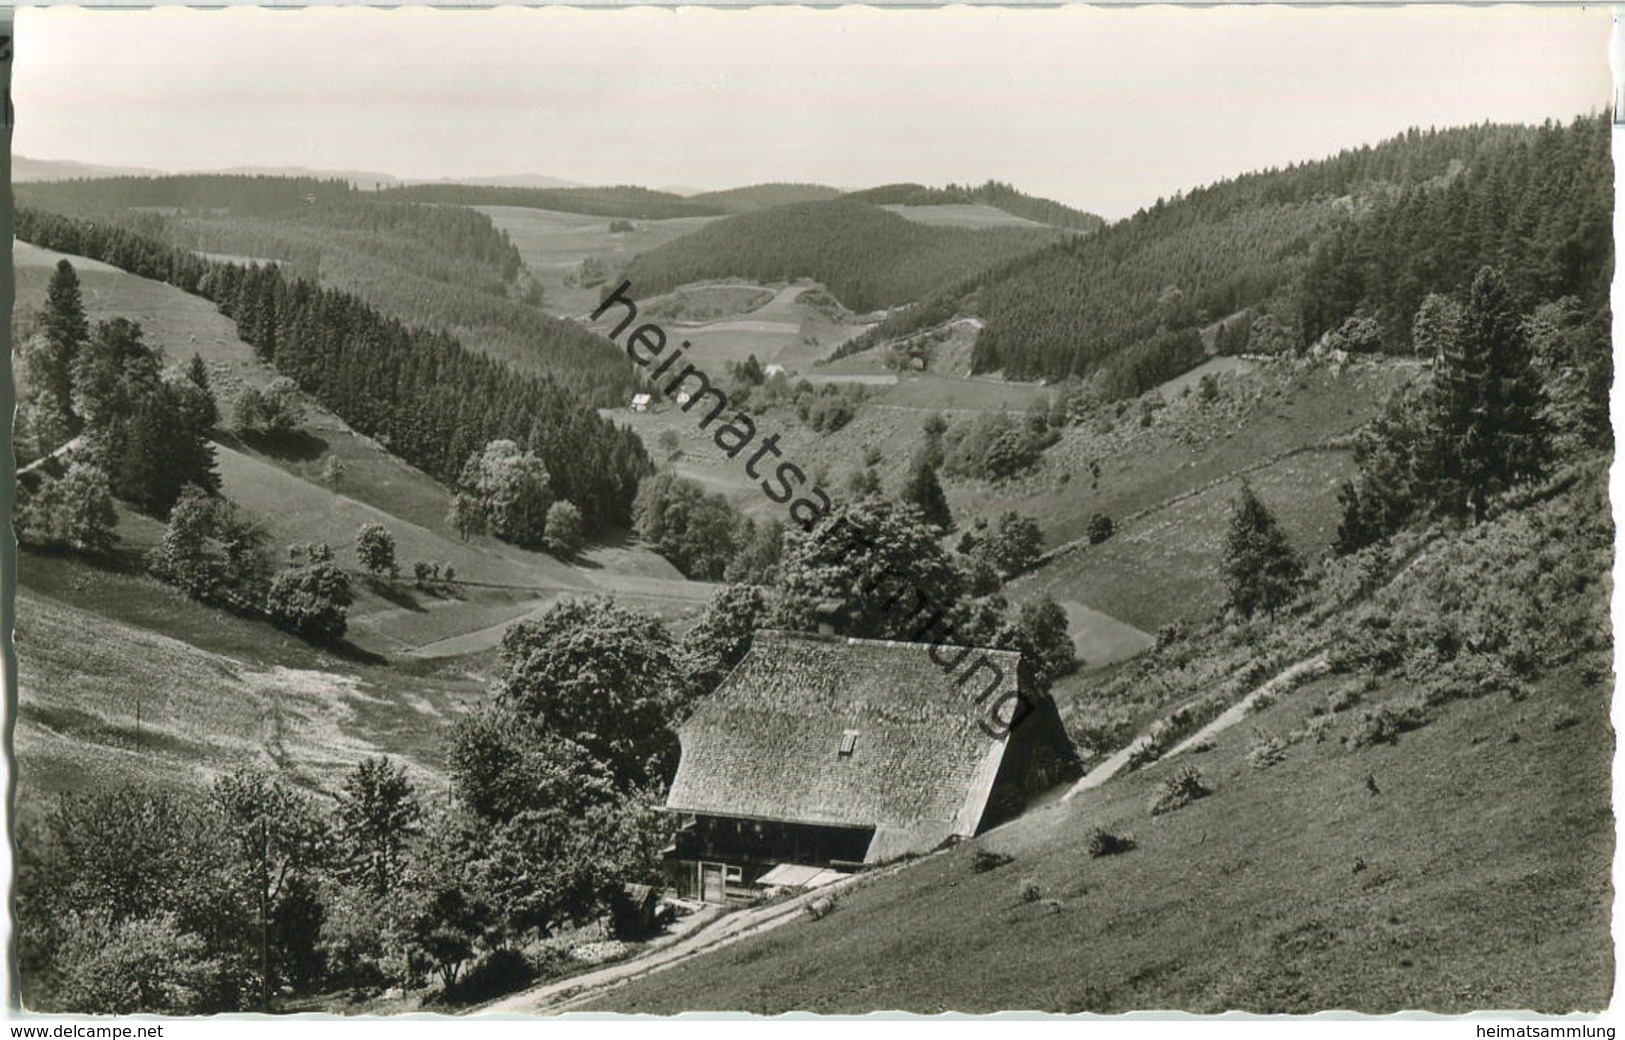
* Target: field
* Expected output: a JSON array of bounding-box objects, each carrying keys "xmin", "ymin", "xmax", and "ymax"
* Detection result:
[
  {"xmin": 13, "ymin": 558, "xmax": 483, "ymax": 818},
  {"xmin": 602, "ymin": 326, "xmax": 1410, "ymax": 688},
  {"xmin": 13, "ymin": 241, "xmax": 720, "ymax": 656},
  {"xmin": 475, "ymin": 205, "xmax": 718, "ymax": 318},
  {"xmin": 579, "ymin": 653, "xmax": 1612, "ymax": 1013},
  {"xmin": 880, "ymin": 203, "xmax": 1049, "ymax": 228}
]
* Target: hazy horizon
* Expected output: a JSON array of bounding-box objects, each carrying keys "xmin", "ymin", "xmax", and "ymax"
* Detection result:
[{"xmin": 15, "ymin": 5, "xmax": 1609, "ymax": 220}]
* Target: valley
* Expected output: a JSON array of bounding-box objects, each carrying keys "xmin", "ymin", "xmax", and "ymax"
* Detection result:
[{"xmin": 9, "ymin": 111, "xmax": 1612, "ymax": 1017}]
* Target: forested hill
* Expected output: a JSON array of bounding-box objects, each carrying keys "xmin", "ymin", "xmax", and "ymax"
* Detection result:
[
  {"xmin": 842, "ymin": 180, "xmax": 1105, "ymax": 232},
  {"xmin": 688, "ymin": 183, "xmax": 842, "ymax": 213},
  {"xmin": 840, "ymin": 117, "xmax": 1610, "ymax": 396},
  {"xmin": 375, "ymin": 183, "xmax": 727, "ymax": 220},
  {"xmin": 15, "ymin": 208, "xmax": 654, "ymax": 532},
  {"xmin": 620, "ymin": 199, "xmax": 1069, "ymax": 313},
  {"xmin": 17, "ymin": 175, "xmax": 640, "ymax": 406}
]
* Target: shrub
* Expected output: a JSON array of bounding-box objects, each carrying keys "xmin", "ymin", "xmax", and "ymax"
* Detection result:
[
  {"xmin": 1323, "ymin": 682, "xmax": 1363, "ymax": 715},
  {"xmin": 1352, "ymin": 699, "xmax": 1429, "ymax": 748},
  {"xmin": 1087, "ymin": 512, "xmax": 1115, "ymax": 545},
  {"xmin": 1246, "ymin": 729, "xmax": 1288, "ymax": 770},
  {"xmin": 413, "ymin": 560, "xmax": 439, "ymax": 588},
  {"xmin": 1149, "ymin": 765, "xmax": 1209, "ymax": 816},
  {"xmin": 234, "ymin": 377, "xmax": 306, "ymax": 437},
  {"xmin": 972, "ymin": 849, "xmax": 1014, "ymax": 873},
  {"xmin": 1086, "ymin": 827, "xmax": 1136, "ymax": 858},
  {"xmin": 544, "ymin": 501, "xmax": 585, "ymax": 558},
  {"xmin": 444, "ymin": 947, "xmax": 536, "ymax": 1006},
  {"xmin": 519, "ymin": 940, "xmax": 577, "ymax": 982},
  {"xmin": 1018, "ymin": 878, "xmax": 1043, "ymax": 903},
  {"xmin": 49, "ymin": 913, "xmax": 223, "ymax": 1015},
  {"xmin": 265, "ymin": 542, "xmax": 352, "ymax": 641},
  {"xmin": 805, "ymin": 895, "xmax": 838, "ymax": 920}
]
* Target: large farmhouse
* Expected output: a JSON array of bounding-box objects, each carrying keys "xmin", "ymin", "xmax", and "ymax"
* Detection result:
[{"xmin": 662, "ymin": 630, "xmax": 1081, "ymax": 903}]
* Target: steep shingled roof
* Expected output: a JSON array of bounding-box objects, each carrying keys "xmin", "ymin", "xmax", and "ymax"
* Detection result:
[{"xmin": 665, "ymin": 630, "xmax": 1025, "ymax": 860}]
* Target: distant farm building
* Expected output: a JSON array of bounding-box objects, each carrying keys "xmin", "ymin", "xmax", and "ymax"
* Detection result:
[
  {"xmin": 630, "ymin": 392, "xmax": 652, "ymax": 412},
  {"xmin": 662, "ymin": 631, "xmax": 1080, "ymax": 903}
]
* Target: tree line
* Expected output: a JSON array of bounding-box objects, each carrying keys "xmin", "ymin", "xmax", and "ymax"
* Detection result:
[
  {"xmin": 18, "ymin": 177, "xmax": 632, "ymax": 398},
  {"xmin": 621, "ymin": 199, "xmax": 1067, "ymax": 314},
  {"xmin": 842, "ymin": 180, "xmax": 1105, "ymax": 232},
  {"xmin": 837, "ymin": 117, "xmax": 1607, "ymax": 402},
  {"xmin": 376, "ymin": 183, "xmax": 727, "ymax": 220},
  {"xmin": 15, "ymin": 210, "xmax": 653, "ymax": 534}
]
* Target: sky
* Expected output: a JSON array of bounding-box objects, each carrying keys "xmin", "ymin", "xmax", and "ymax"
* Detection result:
[{"xmin": 14, "ymin": 5, "xmax": 1611, "ymax": 220}]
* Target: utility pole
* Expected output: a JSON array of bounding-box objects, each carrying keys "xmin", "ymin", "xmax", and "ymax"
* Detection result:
[{"xmin": 260, "ymin": 814, "xmax": 271, "ymax": 1013}]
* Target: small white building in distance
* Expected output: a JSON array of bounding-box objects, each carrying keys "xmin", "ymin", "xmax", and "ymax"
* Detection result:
[{"xmin": 630, "ymin": 393, "xmax": 652, "ymax": 412}]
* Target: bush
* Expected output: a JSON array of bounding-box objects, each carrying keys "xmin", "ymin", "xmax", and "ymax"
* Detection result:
[
  {"xmin": 1087, "ymin": 512, "xmax": 1115, "ymax": 545},
  {"xmin": 413, "ymin": 560, "xmax": 439, "ymax": 588},
  {"xmin": 1086, "ymin": 827, "xmax": 1136, "ymax": 858},
  {"xmin": 804, "ymin": 895, "xmax": 838, "ymax": 920},
  {"xmin": 972, "ymin": 849, "xmax": 1014, "ymax": 873},
  {"xmin": 265, "ymin": 542, "xmax": 352, "ymax": 641},
  {"xmin": 1351, "ymin": 699, "xmax": 1429, "ymax": 748},
  {"xmin": 234, "ymin": 377, "xmax": 306, "ymax": 437},
  {"xmin": 49, "ymin": 913, "xmax": 224, "ymax": 1015},
  {"xmin": 1246, "ymin": 729, "xmax": 1288, "ymax": 770},
  {"xmin": 444, "ymin": 947, "xmax": 536, "ymax": 1006},
  {"xmin": 1018, "ymin": 878, "xmax": 1043, "ymax": 903},
  {"xmin": 544, "ymin": 501, "xmax": 585, "ymax": 558},
  {"xmin": 1149, "ymin": 765, "xmax": 1209, "ymax": 816},
  {"xmin": 1323, "ymin": 682, "xmax": 1363, "ymax": 715}
]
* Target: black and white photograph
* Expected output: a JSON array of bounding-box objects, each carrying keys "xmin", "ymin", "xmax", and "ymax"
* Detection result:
[{"xmin": 3, "ymin": 3, "xmax": 1616, "ymax": 1023}]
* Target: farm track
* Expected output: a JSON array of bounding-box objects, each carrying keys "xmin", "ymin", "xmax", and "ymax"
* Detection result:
[{"xmin": 476, "ymin": 860, "xmax": 918, "ymax": 1015}]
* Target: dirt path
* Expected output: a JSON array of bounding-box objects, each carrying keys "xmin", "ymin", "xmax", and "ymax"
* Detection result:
[
  {"xmin": 476, "ymin": 863, "xmax": 908, "ymax": 1015},
  {"xmin": 1162, "ymin": 652, "xmax": 1330, "ymax": 760},
  {"xmin": 1061, "ymin": 651, "xmax": 1330, "ymax": 802},
  {"xmin": 15, "ymin": 435, "xmax": 83, "ymax": 476}
]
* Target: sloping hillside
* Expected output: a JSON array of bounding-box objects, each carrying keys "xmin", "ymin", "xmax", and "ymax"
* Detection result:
[
  {"xmin": 15, "ymin": 176, "xmax": 639, "ymax": 402},
  {"xmin": 572, "ymin": 465, "xmax": 1614, "ymax": 1013},
  {"xmin": 836, "ymin": 118, "xmax": 1608, "ymax": 402},
  {"xmin": 13, "ymin": 585, "xmax": 473, "ymax": 812},
  {"xmin": 620, "ymin": 199, "xmax": 1067, "ymax": 313},
  {"xmin": 689, "ymin": 183, "xmax": 841, "ymax": 213},
  {"xmin": 13, "ymin": 241, "xmax": 715, "ymax": 657},
  {"xmin": 843, "ymin": 181, "xmax": 1104, "ymax": 232},
  {"xmin": 376, "ymin": 183, "xmax": 726, "ymax": 220}
]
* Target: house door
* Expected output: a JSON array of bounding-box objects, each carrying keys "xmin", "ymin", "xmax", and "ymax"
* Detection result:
[{"xmin": 700, "ymin": 862, "xmax": 726, "ymax": 904}]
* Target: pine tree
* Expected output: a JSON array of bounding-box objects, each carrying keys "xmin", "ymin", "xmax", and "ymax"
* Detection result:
[
  {"xmin": 1223, "ymin": 483, "xmax": 1304, "ymax": 621},
  {"xmin": 900, "ymin": 454, "xmax": 952, "ymax": 531}
]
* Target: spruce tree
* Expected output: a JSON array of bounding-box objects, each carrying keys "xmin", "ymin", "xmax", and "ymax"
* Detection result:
[
  {"xmin": 1223, "ymin": 483, "xmax": 1304, "ymax": 621},
  {"xmin": 35, "ymin": 260, "xmax": 90, "ymax": 434},
  {"xmin": 1430, "ymin": 267, "xmax": 1547, "ymax": 521},
  {"xmin": 900, "ymin": 454, "xmax": 953, "ymax": 531}
]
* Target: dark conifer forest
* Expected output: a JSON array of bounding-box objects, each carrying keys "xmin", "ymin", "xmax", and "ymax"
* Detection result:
[
  {"xmin": 16, "ymin": 208, "xmax": 653, "ymax": 532},
  {"xmin": 621, "ymin": 199, "xmax": 1069, "ymax": 313},
  {"xmin": 839, "ymin": 117, "xmax": 1610, "ymax": 398}
]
